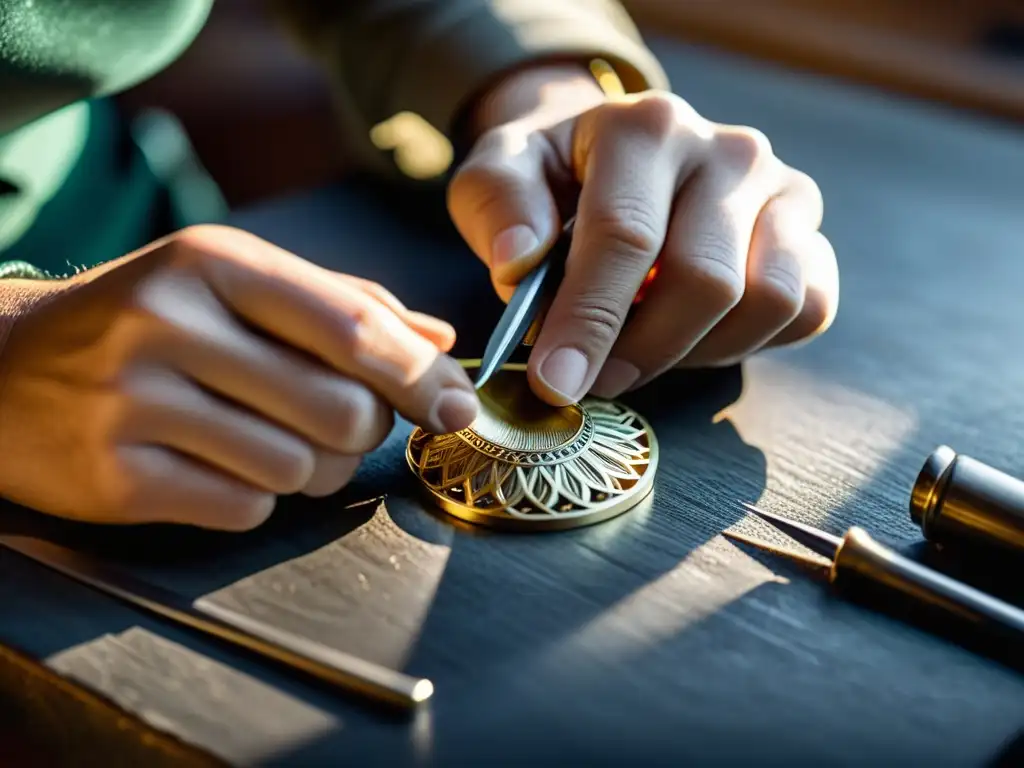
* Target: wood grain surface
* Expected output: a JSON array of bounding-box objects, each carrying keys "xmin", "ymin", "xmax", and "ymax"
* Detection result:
[{"xmin": 3, "ymin": 38, "xmax": 1024, "ymax": 765}]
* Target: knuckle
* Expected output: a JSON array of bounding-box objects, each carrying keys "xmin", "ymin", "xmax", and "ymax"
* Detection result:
[
  {"xmin": 103, "ymin": 448, "xmax": 153, "ymax": 521},
  {"xmin": 346, "ymin": 275, "xmax": 407, "ymax": 313},
  {"xmin": 171, "ymin": 224, "xmax": 249, "ymax": 256},
  {"xmin": 794, "ymin": 286, "xmax": 835, "ymax": 338},
  {"xmin": 171, "ymin": 224, "xmax": 218, "ymax": 252},
  {"xmin": 566, "ymin": 293, "xmax": 627, "ymax": 347},
  {"xmin": 684, "ymin": 240, "xmax": 745, "ymax": 311},
  {"xmin": 589, "ymin": 199, "xmax": 663, "ymax": 258},
  {"xmin": 785, "ymin": 170, "xmax": 825, "ymax": 226},
  {"xmin": 450, "ymin": 144, "xmax": 502, "ymax": 187},
  {"xmin": 93, "ymin": 392, "xmax": 135, "ymax": 444},
  {"xmin": 757, "ymin": 261, "xmax": 805, "ymax": 321},
  {"xmin": 359, "ymin": 279, "xmax": 393, "ymax": 303},
  {"xmin": 607, "ymin": 92, "xmax": 681, "ymax": 140},
  {"xmin": 713, "ymin": 125, "xmax": 774, "ymax": 175},
  {"xmin": 323, "ymin": 381, "xmax": 393, "ymax": 453},
  {"xmin": 270, "ymin": 443, "xmax": 318, "ymax": 495},
  {"xmin": 333, "ymin": 299, "xmax": 376, "ymax": 358},
  {"xmin": 788, "ymin": 169, "xmax": 822, "ymax": 203},
  {"xmin": 166, "ymin": 224, "xmax": 276, "ymax": 279},
  {"xmin": 449, "ymin": 136, "xmax": 532, "ymax": 208},
  {"xmin": 158, "ymin": 227, "xmax": 217, "ymax": 271},
  {"xmin": 104, "ymin": 367, "xmax": 168, "ymax": 431},
  {"xmin": 303, "ymin": 455, "xmax": 362, "ymax": 498},
  {"xmin": 94, "ymin": 312, "xmax": 178, "ymax": 378},
  {"xmin": 450, "ymin": 170, "xmax": 519, "ymax": 225},
  {"xmin": 224, "ymin": 492, "xmax": 277, "ymax": 531}
]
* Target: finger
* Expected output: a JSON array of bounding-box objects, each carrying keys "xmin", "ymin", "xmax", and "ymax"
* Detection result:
[
  {"xmin": 116, "ymin": 367, "xmax": 316, "ymax": 495},
  {"xmin": 178, "ymin": 227, "xmax": 479, "ymax": 435},
  {"xmin": 677, "ymin": 194, "xmax": 809, "ymax": 368},
  {"xmin": 147, "ymin": 288, "xmax": 397, "ymax": 454},
  {"xmin": 301, "ymin": 452, "xmax": 363, "ymax": 498},
  {"xmin": 109, "ymin": 444, "xmax": 277, "ymax": 531},
  {"xmin": 595, "ymin": 128, "xmax": 779, "ymax": 395},
  {"xmin": 448, "ymin": 127, "xmax": 561, "ymax": 284},
  {"xmin": 528, "ymin": 98, "xmax": 694, "ymax": 405},
  {"xmin": 340, "ymin": 275, "xmax": 457, "ymax": 351},
  {"xmin": 766, "ymin": 230, "xmax": 839, "ymax": 347},
  {"xmin": 405, "ymin": 312, "xmax": 457, "ymax": 353},
  {"xmin": 782, "ymin": 168, "xmax": 825, "ymax": 230}
]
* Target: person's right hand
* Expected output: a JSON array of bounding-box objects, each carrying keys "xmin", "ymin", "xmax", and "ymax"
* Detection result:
[{"xmin": 0, "ymin": 225, "xmax": 479, "ymax": 530}]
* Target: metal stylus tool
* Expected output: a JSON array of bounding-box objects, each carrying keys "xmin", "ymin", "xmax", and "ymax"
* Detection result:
[
  {"xmin": 474, "ymin": 218, "xmax": 575, "ymax": 391},
  {"xmin": 474, "ymin": 214, "xmax": 662, "ymax": 393},
  {"xmin": 0, "ymin": 535, "xmax": 433, "ymax": 711},
  {"xmin": 729, "ymin": 504, "xmax": 1024, "ymax": 646}
]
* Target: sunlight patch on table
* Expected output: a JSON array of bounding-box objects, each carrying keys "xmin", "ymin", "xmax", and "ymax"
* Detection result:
[
  {"xmin": 724, "ymin": 356, "xmax": 919, "ymax": 534},
  {"xmin": 48, "ymin": 627, "xmax": 340, "ymax": 765},
  {"xmin": 199, "ymin": 501, "xmax": 452, "ymax": 671},
  {"xmin": 549, "ymin": 537, "xmax": 784, "ymax": 663}
]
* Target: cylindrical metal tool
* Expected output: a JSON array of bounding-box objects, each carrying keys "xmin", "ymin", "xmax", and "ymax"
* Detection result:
[
  {"xmin": 740, "ymin": 505, "xmax": 1024, "ymax": 651},
  {"xmin": 910, "ymin": 445, "xmax": 1024, "ymax": 558},
  {"xmin": 832, "ymin": 526, "xmax": 1024, "ymax": 646}
]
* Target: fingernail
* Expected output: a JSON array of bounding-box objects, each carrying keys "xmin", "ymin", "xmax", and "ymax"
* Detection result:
[
  {"xmin": 430, "ymin": 389, "xmax": 479, "ymax": 434},
  {"xmin": 538, "ymin": 347, "xmax": 589, "ymax": 401},
  {"xmin": 590, "ymin": 358, "xmax": 640, "ymax": 399},
  {"xmin": 491, "ymin": 225, "xmax": 539, "ymax": 271}
]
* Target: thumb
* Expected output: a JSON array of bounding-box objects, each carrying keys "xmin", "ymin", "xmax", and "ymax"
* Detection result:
[{"xmin": 447, "ymin": 128, "xmax": 560, "ymax": 288}]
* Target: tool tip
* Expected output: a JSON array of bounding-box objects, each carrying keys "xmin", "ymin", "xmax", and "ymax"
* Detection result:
[
  {"xmin": 738, "ymin": 501, "xmax": 842, "ymax": 559},
  {"xmin": 742, "ymin": 501, "xmax": 801, "ymax": 529},
  {"xmin": 741, "ymin": 501, "xmax": 772, "ymax": 520},
  {"xmin": 412, "ymin": 679, "xmax": 435, "ymax": 703}
]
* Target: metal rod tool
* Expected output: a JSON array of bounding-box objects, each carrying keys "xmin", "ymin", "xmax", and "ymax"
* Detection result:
[{"xmin": 0, "ymin": 535, "xmax": 433, "ymax": 711}]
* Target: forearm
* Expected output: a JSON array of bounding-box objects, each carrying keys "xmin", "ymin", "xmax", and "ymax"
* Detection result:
[{"xmin": 266, "ymin": 0, "xmax": 668, "ymax": 169}]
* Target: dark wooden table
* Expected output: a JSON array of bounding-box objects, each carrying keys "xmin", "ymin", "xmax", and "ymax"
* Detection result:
[{"xmin": 3, "ymin": 38, "xmax": 1024, "ymax": 766}]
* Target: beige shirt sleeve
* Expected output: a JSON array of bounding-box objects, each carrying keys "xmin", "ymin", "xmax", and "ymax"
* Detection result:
[{"xmin": 268, "ymin": 0, "xmax": 669, "ymax": 173}]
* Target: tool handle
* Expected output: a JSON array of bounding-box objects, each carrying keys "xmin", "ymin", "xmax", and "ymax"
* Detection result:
[{"xmin": 832, "ymin": 527, "xmax": 1024, "ymax": 646}]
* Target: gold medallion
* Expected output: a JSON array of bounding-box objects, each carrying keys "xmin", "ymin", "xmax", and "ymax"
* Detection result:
[{"xmin": 406, "ymin": 366, "xmax": 658, "ymax": 531}]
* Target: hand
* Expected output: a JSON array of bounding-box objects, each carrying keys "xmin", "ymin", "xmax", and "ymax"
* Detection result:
[
  {"xmin": 0, "ymin": 226, "xmax": 478, "ymax": 529},
  {"xmin": 448, "ymin": 65, "xmax": 839, "ymax": 406}
]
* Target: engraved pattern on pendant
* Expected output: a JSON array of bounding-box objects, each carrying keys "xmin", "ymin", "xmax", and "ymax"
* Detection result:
[{"xmin": 407, "ymin": 398, "xmax": 653, "ymax": 521}]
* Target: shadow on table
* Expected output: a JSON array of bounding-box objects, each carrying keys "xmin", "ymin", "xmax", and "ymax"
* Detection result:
[
  {"xmin": 0, "ymin": 365, "xmax": 763, "ymax": 634},
  {"xmin": 0, "ymin": 366, "xmax": 767, "ymax": 767},
  {"xmin": 991, "ymin": 728, "xmax": 1024, "ymax": 766},
  {"xmin": 0, "ymin": 176, "xmax": 773, "ymax": 766}
]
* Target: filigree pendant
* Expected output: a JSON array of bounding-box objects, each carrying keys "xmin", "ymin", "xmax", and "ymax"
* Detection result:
[{"xmin": 406, "ymin": 367, "xmax": 658, "ymax": 531}]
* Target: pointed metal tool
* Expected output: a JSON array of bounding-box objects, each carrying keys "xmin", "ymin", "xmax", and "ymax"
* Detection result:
[
  {"xmin": 721, "ymin": 528, "xmax": 831, "ymax": 573},
  {"xmin": 474, "ymin": 218, "xmax": 575, "ymax": 391},
  {"xmin": 742, "ymin": 502, "xmax": 842, "ymax": 560},
  {"xmin": 0, "ymin": 535, "xmax": 432, "ymax": 710}
]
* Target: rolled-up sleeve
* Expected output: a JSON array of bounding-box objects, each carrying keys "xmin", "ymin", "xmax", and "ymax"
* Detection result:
[{"xmin": 269, "ymin": 0, "xmax": 668, "ymax": 168}]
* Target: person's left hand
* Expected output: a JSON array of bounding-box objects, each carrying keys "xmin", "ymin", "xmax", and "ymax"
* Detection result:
[{"xmin": 448, "ymin": 64, "xmax": 839, "ymax": 407}]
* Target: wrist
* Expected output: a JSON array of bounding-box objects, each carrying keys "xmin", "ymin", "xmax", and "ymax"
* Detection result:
[
  {"xmin": 466, "ymin": 62, "xmax": 608, "ymax": 139},
  {"xmin": 0, "ymin": 278, "xmax": 66, "ymax": 356}
]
